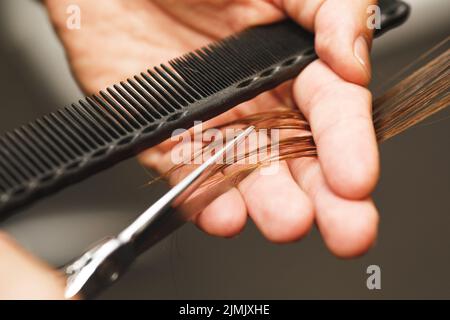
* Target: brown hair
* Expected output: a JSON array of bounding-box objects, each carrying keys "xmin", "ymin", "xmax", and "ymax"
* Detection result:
[{"xmin": 161, "ymin": 47, "xmax": 449, "ymax": 187}]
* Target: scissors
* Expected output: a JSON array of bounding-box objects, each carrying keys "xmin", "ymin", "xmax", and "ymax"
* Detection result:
[{"xmin": 62, "ymin": 126, "xmax": 255, "ymax": 299}]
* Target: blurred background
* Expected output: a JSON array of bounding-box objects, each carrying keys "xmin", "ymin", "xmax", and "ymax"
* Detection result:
[{"xmin": 0, "ymin": 0, "xmax": 449, "ymax": 299}]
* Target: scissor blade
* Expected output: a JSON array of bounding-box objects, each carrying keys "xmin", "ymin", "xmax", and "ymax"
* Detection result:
[
  {"xmin": 63, "ymin": 126, "xmax": 255, "ymax": 299},
  {"xmin": 119, "ymin": 126, "xmax": 255, "ymax": 244}
]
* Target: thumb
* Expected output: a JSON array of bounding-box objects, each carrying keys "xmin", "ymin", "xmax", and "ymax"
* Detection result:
[{"xmin": 278, "ymin": 0, "xmax": 376, "ymax": 86}]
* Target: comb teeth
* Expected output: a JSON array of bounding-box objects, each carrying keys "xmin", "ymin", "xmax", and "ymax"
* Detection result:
[
  {"xmin": 171, "ymin": 22, "xmax": 310, "ymax": 96},
  {"xmin": 0, "ymin": 0, "xmax": 409, "ymax": 215},
  {"xmin": 0, "ymin": 20, "xmax": 316, "ymax": 214}
]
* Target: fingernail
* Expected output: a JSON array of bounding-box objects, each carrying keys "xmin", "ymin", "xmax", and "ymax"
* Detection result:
[{"xmin": 353, "ymin": 35, "xmax": 370, "ymax": 75}]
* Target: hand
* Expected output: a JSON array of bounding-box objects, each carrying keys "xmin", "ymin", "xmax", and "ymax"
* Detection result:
[
  {"xmin": 0, "ymin": 232, "xmax": 67, "ymax": 299},
  {"xmin": 45, "ymin": 0, "xmax": 380, "ymax": 257}
]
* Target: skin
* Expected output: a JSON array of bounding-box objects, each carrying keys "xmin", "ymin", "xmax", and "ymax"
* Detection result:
[
  {"xmin": 0, "ymin": 232, "xmax": 67, "ymax": 299},
  {"xmin": 0, "ymin": 0, "xmax": 380, "ymax": 298}
]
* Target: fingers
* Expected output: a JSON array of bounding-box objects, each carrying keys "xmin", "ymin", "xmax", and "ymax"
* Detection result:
[
  {"xmin": 289, "ymin": 158, "xmax": 379, "ymax": 257},
  {"xmin": 238, "ymin": 162, "xmax": 314, "ymax": 243},
  {"xmin": 273, "ymin": 0, "xmax": 326, "ymax": 31},
  {"xmin": 294, "ymin": 60, "xmax": 379, "ymax": 199},
  {"xmin": 279, "ymin": 0, "xmax": 376, "ymax": 85},
  {"xmin": 0, "ymin": 232, "xmax": 69, "ymax": 299},
  {"xmin": 195, "ymin": 188, "xmax": 248, "ymax": 237},
  {"xmin": 314, "ymin": 0, "xmax": 376, "ymax": 85}
]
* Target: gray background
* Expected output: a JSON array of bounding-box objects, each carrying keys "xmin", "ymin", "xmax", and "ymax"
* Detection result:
[{"xmin": 0, "ymin": 0, "xmax": 449, "ymax": 299}]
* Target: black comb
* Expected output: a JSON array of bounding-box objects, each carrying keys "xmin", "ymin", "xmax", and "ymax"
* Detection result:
[{"xmin": 0, "ymin": 0, "xmax": 410, "ymax": 217}]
